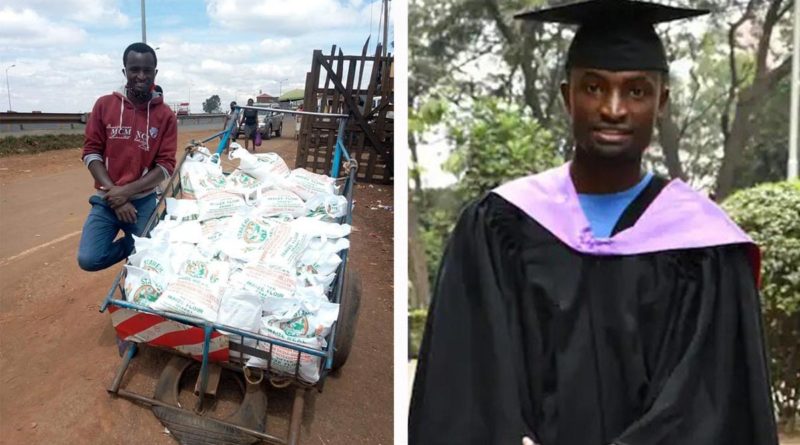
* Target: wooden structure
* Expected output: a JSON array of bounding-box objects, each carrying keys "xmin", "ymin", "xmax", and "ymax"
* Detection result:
[{"xmin": 297, "ymin": 42, "xmax": 394, "ymax": 184}]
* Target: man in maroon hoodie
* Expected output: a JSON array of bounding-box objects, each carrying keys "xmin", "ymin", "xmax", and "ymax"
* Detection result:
[{"xmin": 77, "ymin": 42, "xmax": 177, "ymax": 271}]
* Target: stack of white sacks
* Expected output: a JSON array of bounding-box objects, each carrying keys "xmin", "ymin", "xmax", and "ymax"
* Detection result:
[{"xmin": 122, "ymin": 143, "xmax": 351, "ymax": 383}]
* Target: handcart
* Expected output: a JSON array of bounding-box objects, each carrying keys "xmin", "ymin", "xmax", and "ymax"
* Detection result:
[{"xmin": 99, "ymin": 106, "xmax": 361, "ymax": 445}]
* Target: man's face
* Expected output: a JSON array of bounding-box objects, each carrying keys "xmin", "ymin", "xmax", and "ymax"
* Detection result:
[
  {"xmin": 561, "ymin": 68, "xmax": 668, "ymax": 160},
  {"xmin": 123, "ymin": 51, "xmax": 157, "ymax": 101}
]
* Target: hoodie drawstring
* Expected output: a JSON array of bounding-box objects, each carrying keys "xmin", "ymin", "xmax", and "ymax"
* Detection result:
[
  {"xmin": 146, "ymin": 98, "xmax": 151, "ymax": 151},
  {"xmin": 119, "ymin": 89, "xmax": 153, "ymax": 152},
  {"xmin": 119, "ymin": 95, "xmax": 124, "ymax": 128}
]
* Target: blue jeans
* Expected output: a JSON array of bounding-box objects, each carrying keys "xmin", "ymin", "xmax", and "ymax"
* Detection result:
[{"xmin": 77, "ymin": 193, "xmax": 158, "ymax": 271}]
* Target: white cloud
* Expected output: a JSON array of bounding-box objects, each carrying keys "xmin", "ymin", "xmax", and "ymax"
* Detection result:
[
  {"xmin": 75, "ymin": 0, "xmax": 129, "ymax": 26},
  {"xmin": 0, "ymin": 8, "xmax": 87, "ymax": 49},
  {"xmin": 205, "ymin": 0, "xmax": 373, "ymax": 35},
  {"xmin": 59, "ymin": 53, "xmax": 117, "ymax": 71},
  {"xmin": 2, "ymin": 55, "xmax": 119, "ymax": 113},
  {"xmin": 199, "ymin": 59, "xmax": 235, "ymax": 74},
  {"xmin": 1, "ymin": 0, "xmax": 129, "ymax": 26},
  {"xmin": 259, "ymin": 38, "xmax": 293, "ymax": 54},
  {"xmin": 155, "ymin": 38, "xmax": 256, "ymax": 65}
]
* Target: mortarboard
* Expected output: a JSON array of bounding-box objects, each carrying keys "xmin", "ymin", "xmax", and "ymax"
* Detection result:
[{"xmin": 515, "ymin": 0, "xmax": 710, "ymax": 72}]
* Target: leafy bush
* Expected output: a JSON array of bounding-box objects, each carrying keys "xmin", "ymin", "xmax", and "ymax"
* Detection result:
[
  {"xmin": 420, "ymin": 97, "xmax": 563, "ymax": 287},
  {"xmin": 444, "ymin": 97, "xmax": 562, "ymax": 203},
  {"xmin": 723, "ymin": 181, "xmax": 800, "ymax": 432},
  {"xmin": 419, "ymin": 207, "xmax": 457, "ymax": 289},
  {"xmin": 409, "ymin": 308, "xmax": 429, "ymax": 358},
  {"xmin": 413, "ymin": 97, "xmax": 563, "ymax": 354}
]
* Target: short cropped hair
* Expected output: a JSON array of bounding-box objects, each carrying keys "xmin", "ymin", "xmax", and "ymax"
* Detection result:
[{"xmin": 123, "ymin": 42, "xmax": 157, "ymax": 67}]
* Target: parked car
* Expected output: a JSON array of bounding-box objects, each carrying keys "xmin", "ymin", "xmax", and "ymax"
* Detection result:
[
  {"xmin": 233, "ymin": 108, "xmax": 283, "ymax": 140},
  {"xmin": 259, "ymin": 109, "xmax": 283, "ymax": 139}
]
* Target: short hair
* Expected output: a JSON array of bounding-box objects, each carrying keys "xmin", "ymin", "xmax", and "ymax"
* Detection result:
[
  {"xmin": 123, "ymin": 42, "xmax": 157, "ymax": 67},
  {"xmin": 154, "ymin": 85, "xmax": 163, "ymax": 94},
  {"xmin": 247, "ymin": 98, "xmax": 254, "ymax": 103}
]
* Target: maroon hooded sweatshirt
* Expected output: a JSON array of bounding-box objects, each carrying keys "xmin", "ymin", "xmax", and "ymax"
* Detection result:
[{"xmin": 82, "ymin": 88, "xmax": 177, "ymax": 198}]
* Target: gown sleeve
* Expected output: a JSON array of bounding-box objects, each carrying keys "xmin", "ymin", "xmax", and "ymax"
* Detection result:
[
  {"xmin": 409, "ymin": 198, "xmax": 535, "ymax": 445},
  {"xmin": 614, "ymin": 245, "xmax": 778, "ymax": 445}
]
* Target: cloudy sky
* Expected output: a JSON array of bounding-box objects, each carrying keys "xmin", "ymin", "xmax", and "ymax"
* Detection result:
[{"xmin": 1, "ymin": 0, "xmax": 393, "ymax": 113}]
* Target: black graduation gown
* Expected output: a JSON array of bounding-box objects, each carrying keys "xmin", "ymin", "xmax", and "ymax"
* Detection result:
[{"xmin": 409, "ymin": 187, "xmax": 778, "ymax": 445}]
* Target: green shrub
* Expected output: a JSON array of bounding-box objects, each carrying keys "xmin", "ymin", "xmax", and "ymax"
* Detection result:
[
  {"xmin": 409, "ymin": 308, "xmax": 428, "ymax": 359},
  {"xmin": 444, "ymin": 97, "xmax": 562, "ymax": 203},
  {"xmin": 0, "ymin": 134, "xmax": 84, "ymax": 156},
  {"xmin": 723, "ymin": 181, "xmax": 800, "ymax": 432}
]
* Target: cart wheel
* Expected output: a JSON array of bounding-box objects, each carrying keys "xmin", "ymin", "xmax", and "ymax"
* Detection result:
[
  {"xmin": 152, "ymin": 356, "xmax": 268, "ymax": 445},
  {"xmin": 275, "ymin": 124, "xmax": 282, "ymax": 138},
  {"xmin": 332, "ymin": 268, "xmax": 361, "ymax": 371}
]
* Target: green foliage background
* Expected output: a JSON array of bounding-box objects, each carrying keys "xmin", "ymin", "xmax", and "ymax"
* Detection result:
[{"xmin": 723, "ymin": 182, "xmax": 800, "ymax": 431}]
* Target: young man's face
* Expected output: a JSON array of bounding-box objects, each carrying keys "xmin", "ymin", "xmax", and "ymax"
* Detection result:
[
  {"xmin": 123, "ymin": 51, "xmax": 157, "ymax": 100},
  {"xmin": 561, "ymin": 68, "xmax": 669, "ymax": 160}
]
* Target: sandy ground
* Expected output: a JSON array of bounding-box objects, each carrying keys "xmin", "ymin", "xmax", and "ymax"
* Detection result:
[{"xmin": 0, "ymin": 130, "xmax": 394, "ymax": 444}]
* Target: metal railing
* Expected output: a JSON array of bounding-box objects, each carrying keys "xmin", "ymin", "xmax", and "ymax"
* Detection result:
[
  {"xmin": 1, "ymin": 112, "xmax": 227, "ymax": 135},
  {"xmin": 214, "ymin": 105, "xmax": 351, "ymax": 178},
  {"xmin": 0, "ymin": 112, "xmax": 87, "ymax": 124}
]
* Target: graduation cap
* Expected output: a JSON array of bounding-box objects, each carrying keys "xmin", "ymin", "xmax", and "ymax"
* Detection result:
[{"xmin": 515, "ymin": 0, "xmax": 710, "ymax": 72}]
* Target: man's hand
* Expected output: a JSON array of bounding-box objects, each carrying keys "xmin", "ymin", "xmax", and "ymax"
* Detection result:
[
  {"xmin": 103, "ymin": 185, "xmax": 133, "ymax": 208},
  {"xmin": 114, "ymin": 202, "xmax": 138, "ymax": 224}
]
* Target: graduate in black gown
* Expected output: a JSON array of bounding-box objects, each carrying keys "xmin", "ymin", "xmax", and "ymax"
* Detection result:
[{"xmin": 408, "ymin": 1, "xmax": 779, "ymax": 444}]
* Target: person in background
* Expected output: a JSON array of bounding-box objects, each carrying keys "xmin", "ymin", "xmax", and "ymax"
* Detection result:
[
  {"xmin": 295, "ymin": 104, "xmax": 303, "ymax": 140},
  {"xmin": 224, "ymin": 100, "xmax": 238, "ymax": 150},
  {"xmin": 242, "ymin": 98, "xmax": 258, "ymax": 152},
  {"xmin": 77, "ymin": 42, "xmax": 176, "ymax": 272}
]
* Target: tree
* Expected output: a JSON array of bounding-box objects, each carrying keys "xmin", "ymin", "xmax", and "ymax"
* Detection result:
[
  {"xmin": 443, "ymin": 97, "xmax": 561, "ymax": 203},
  {"xmin": 415, "ymin": 98, "xmax": 561, "ymax": 293},
  {"xmin": 732, "ymin": 76, "xmax": 791, "ymax": 190},
  {"xmin": 408, "ymin": 99, "xmax": 449, "ymax": 309},
  {"xmin": 202, "ymin": 95, "xmax": 221, "ymax": 114},
  {"xmin": 712, "ymin": 0, "xmax": 793, "ymax": 199},
  {"xmin": 649, "ymin": 0, "xmax": 793, "ymax": 194}
]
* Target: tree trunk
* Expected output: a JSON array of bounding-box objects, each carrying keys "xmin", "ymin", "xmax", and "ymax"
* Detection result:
[
  {"xmin": 716, "ymin": 56, "xmax": 792, "ymax": 200},
  {"xmin": 716, "ymin": 87, "xmax": 761, "ymax": 200},
  {"xmin": 408, "ymin": 198, "xmax": 431, "ymax": 309},
  {"xmin": 409, "ymin": 124, "xmax": 423, "ymax": 198},
  {"xmin": 408, "ymin": 128, "xmax": 431, "ymax": 309},
  {"xmin": 657, "ymin": 101, "xmax": 686, "ymax": 180}
]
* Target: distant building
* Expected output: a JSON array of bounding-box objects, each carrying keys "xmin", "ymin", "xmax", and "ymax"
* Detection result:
[{"xmin": 256, "ymin": 91, "xmax": 278, "ymax": 104}]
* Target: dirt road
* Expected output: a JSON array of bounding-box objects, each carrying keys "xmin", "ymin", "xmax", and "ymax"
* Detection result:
[{"xmin": 0, "ymin": 131, "xmax": 394, "ymax": 444}]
